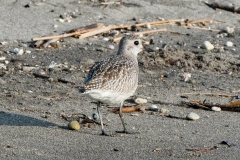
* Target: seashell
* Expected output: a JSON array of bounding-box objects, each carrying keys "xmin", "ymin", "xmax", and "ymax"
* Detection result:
[
  {"xmin": 68, "ymin": 121, "xmax": 80, "ymax": 130},
  {"xmin": 211, "ymin": 106, "xmax": 221, "ymax": 112},
  {"xmin": 134, "ymin": 98, "xmax": 147, "ymax": 104},
  {"xmin": 186, "ymin": 112, "xmax": 200, "ymax": 120},
  {"xmin": 201, "ymin": 41, "xmax": 214, "ymax": 50}
]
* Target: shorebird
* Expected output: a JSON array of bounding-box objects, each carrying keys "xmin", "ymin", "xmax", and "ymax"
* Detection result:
[{"xmin": 81, "ymin": 35, "xmax": 143, "ymax": 136}]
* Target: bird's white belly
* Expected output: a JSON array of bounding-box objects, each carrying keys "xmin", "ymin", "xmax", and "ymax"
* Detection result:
[{"xmin": 84, "ymin": 90, "xmax": 134, "ymax": 105}]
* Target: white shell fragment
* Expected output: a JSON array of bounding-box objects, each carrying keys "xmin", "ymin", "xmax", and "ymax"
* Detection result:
[
  {"xmin": 211, "ymin": 106, "xmax": 221, "ymax": 112},
  {"xmin": 108, "ymin": 45, "xmax": 115, "ymax": 50},
  {"xmin": 160, "ymin": 108, "xmax": 169, "ymax": 114},
  {"xmin": 183, "ymin": 72, "xmax": 191, "ymax": 82},
  {"xmin": 225, "ymin": 41, "xmax": 233, "ymax": 47},
  {"xmin": 12, "ymin": 48, "xmax": 24, "ymax": 55},
  {"xmin": 25, "ymin": 50, "xmax": 32, "ymax": 54},
  {"xmin": 134, "ymin": 98, "xmax": 147, "ymax": 104},
  {"xmin": 186, "ymin": 112, "xmax": 200, "ymax": 120},
  {"xmin": 201, "ymin": 41, "xmax": 214, "ymax": 50},
  {"xmin": 109, "ymin": 30, "xmax": 119, "ymax": 36},
  {"xmin": 0, "ymin": 57, "xmax": 6, "ymax": 61},
  {"xmin": 22, "ymin": 66, "xmax": 36, "ymax": 72},
  {"xmin": 146, "ymin": 23, "xmax": 151, "ymax": 29},
  {"xmin": 149, "ymin": 105, "xmax": 158, "ymax": 111},
  {"xmin": 224, "ymin": 27, "xmax": 234, "ymax": 34},
  {"xmin": 102, "ymin": 37, "xmax": 109, "ymax": 41}
]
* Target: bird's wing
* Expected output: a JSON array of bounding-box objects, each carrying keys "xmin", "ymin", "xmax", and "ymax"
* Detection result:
[{"xmin": 84, "ymin": 55, "xmax": 138, "ymax": 92}]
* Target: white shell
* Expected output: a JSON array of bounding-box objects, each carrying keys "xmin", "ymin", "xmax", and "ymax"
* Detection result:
[
  {"xmin": 160, "ymin": 108, "xmax": 169, "ymax": 114},
  {"xmin": 225, "ymin": 41, "xmax": 233, "ymax": 47},
  {"xmin": 225, "ymin": 27, "xmax": 234, "ymax": 34},
  {"xmin": 22, "ymin": 66, "xmax": 36, "ymax": 72},
  {"xmin": 186, "ymin": 112, "xmax": 200, "ymax": 120},
  {"xmin": 146, "ymin": 23, "xmax": 151, "ymax": 29},
  {"xmin": 0, "ymin": 57, "xmax": 6, "ymax": 61},
  {"xmin": 108, "ymin": 45, "xmax": 115, "ymax": 50},
  {"xmin": 58, "ymin": 18, "xmax": 65, "ymax": 23},
  {"xmin": 134, "ymin": 98, "xmax": 147, "ymax": 104},
  {"xmin": 149, "ymin": 105, "xmax": 158, "ymax": 111},
  {"xmin": 201, "ymin": 41, "xmax": 214, "ymax": 50},
  {"xmin": 211, "ymin": 106, "xmax": 221, "ymax": 112}
]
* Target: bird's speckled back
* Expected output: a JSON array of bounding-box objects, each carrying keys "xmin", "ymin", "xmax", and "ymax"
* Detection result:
[{"xmin": 83, "ymin": 35, "xmax": 143, "ymax": 94}]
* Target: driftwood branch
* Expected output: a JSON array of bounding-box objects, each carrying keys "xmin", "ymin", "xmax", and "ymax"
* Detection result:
[
  {"xmin": 183, "ymin": 100, "xmax": 240, "ymax": 112},
  {"xmin": 32, "ymin": 23, "xmax": 104, "ymax": 41},
  {"xmin": 204, "ymin": 2, "xmax": 240, "ymax": 14},
  {"xmin": 33, "ymin": 73, "xmax": 75, "ymax": 85},
  {"xmin": 32, "ymin": 18, "xmax": 216, "ymax": 42}
]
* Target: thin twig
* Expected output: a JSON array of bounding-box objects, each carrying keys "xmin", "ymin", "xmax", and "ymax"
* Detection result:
[{"xmin": 176, "ymin": 92, "xmax": 235, "ymax": 98}]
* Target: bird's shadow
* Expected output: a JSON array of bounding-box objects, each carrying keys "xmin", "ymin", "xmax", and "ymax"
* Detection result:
[{"xmin": 0, "ymin": 111, "xmax": 57, "ymax": 127}]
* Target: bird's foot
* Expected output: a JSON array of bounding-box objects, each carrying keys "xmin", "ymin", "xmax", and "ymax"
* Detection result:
[
  {"xmin": 100, "ymin": 130, "xmax": 116, "ymax": 137},
  {"xmin": 116, "ymin": 130, "xmax": 139, "ymax": 134}
]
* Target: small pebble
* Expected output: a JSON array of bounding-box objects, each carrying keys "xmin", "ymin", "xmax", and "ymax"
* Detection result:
[
  {"xmin": 134, "ymin": 98, "xmax": 147, "ymax": 104},
  {"xmin": 92, "ymin": 112, "xmax": 99, "ymax": 120},
  {"xmin": 186, "ymin": 112, "xmax": 200, "ymax": 120},
  {"xmin": 68, "ymin": 121, "xmax": 80, "ymax": 130},
  {"xmin": 160, "ymin": 108, "xmax": 169, "ymax": 114},
  {"xmin": 225, "ymin": 41, "xmax": 233, "ymax": 47},
  {"xmin": 201, "ymin": 41, "xmax": 214, "ymax": 50},
  {"xmin": 102, "ymin": 37, "xmax": 109, "ymax": 41},
  {"xmin": 211, "ymin": 106, "xmax": 221, "ymax": 112},
  {"xmin": 149, "ymin": 105, "xmax": 158, "ymax": 111},
  {"xmin": 12, "ymin": 48, "xmax": 24, "ymax": 55},
  {"xmin": 54, "ymin": 24, "xmax": 58, "ymax": 28}
]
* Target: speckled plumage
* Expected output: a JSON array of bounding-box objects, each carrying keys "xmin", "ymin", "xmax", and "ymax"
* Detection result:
[{"xmin": 82, "ymin": 35, "xmax": 143, "ymax": 135}]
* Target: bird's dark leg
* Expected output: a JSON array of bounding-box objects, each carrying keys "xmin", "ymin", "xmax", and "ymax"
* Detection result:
[
  {"xmin": 97, "ymin": 102, "xmax": 110, "ymax": 136},
  {"xmin": 116, "ymin": 102, "xmax": 139, "ymax": 134}
]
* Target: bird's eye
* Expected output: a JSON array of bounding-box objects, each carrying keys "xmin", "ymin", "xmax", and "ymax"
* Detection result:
[{"xmin": 134, "ymin": 41, "xmax": 139, "ymax": 45}]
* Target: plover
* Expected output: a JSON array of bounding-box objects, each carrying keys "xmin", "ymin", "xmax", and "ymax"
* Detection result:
[{"xmin": 82, "ymin": 35, "xmax": 143, "ymax": 136}]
